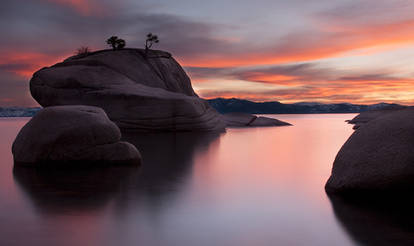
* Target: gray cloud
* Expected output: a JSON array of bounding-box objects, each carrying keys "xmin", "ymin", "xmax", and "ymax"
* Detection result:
[
  {"xmin": 1, "ymin": 0, "xmax": 235, "ymax": 56},
  {"xmin": 236, "ymin": 63, "xmax": 335, "ymax": 82},
  {"xmin": 186, "ymin": 63, "xmax": 339, "ymax": 83},
  {"xmin": 337, "ymin": 73, "xmax": 404, "ymax": 82},
  {"xmin": 315, "ymin": 0, "xmax": 414, "ymax": 25},
  {"xmin": 0, "ymin": 64, "xmax": 33, "ymax": 73}
]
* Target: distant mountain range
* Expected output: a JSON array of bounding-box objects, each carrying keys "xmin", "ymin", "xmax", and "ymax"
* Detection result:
[
  {"xmin": 207, "ymin": 98, "xmax": 407, "ymax": 114},
  {"xmin": 0, "ymin": 107, "xmax": 40, "ymax": 117},
  {"xmin": 0, "ymin": 99, "xmax": 407, "ymax": 117}
]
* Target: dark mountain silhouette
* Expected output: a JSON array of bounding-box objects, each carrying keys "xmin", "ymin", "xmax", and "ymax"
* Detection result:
[
  {"xmin": 0, "ymin": 107, "xmax": 41, "ymax": 117},
  {"xmin": 208, "ymin": 98, "xmax": 406, "ymax": 114},
  {"xmin": 0, "ymin": 99, "xmax": 407, "ymax": 117}
]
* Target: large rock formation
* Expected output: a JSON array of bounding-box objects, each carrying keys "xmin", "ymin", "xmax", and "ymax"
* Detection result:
[
  {"xmin": 12, "ymin": 105, "xmax": 141, "ymax": 166},
  {"xmin": 30, "ymin": 49, "xmax": 289, "ymax": 131},
  {"xmin": 326, "ymin": 108, "xmax": 414, "ymax": 193},
  {"xmin": 30, "ymin": 49, "xmax": 226, "ymax": 132}
]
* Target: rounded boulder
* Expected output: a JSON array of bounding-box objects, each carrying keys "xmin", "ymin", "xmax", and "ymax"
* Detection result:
[
  {"xmin": 12, "ymin": 105, "xmax": 141, "ymax": 167},
  {"xmin": 326, "ymin": 108, "xmax": 414, "ymax": 193}
]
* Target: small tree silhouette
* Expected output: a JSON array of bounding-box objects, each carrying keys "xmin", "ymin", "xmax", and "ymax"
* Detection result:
[
  {"xmin": 106, "ymin": 36, "xmax": 126, "ymax": 50},
  {"xmin": 116, "ymin": 39, "xmax": 125, "ymax": 49},
  {"xmin": 76, "ymin": 46, "xmax": 91, "ymax": 56},
  {"xmin": 145, "ymin": 33, "xmax": 159, "ymax": 55},
  {"xmin": 106, "ymin": 36, "xmax": 118, "ymax": 50}
]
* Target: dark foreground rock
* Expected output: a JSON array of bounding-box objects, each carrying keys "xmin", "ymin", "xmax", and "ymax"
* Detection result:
[
  {"xmin": 12, "ymin": 105, "xmax": 141, "ymax": 166},
  {"xmin": 326, "ymin": 108, "xmax": 414, "ymax": 193},
  {"xmin": 30, "ymin": 49, "xmax": 226, "ymax": 132},
  {"xmin": 222, "ymin": 113, "xmax": 291, "ymax": 127}
]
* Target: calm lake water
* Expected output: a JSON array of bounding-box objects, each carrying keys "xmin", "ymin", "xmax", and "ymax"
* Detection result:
[{"xmin": 0, "ymin": 114, "xmax": 386, "ymax": 246}]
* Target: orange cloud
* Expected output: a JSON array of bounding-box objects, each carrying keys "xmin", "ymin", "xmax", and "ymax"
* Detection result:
[
  {"xmin": 0, "ymin": 51, "xmax": 69, "ymax": 78},
  {"xmin": 241, "ymin": 74, "xmax": 297, "ymax": 84},
  {"xmin": 196, "ymin": 75, "xmax": 414, "ymax": 105}
]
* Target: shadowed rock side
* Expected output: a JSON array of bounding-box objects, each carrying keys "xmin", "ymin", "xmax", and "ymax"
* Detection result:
[
  {"xmin": 30, "ymin": 49, "xmax": 226, "ymax": 132},
  {"xmin": 347, "ymin": 105, "xmax": 408, "ymax": 129},
  {"xmin": 222, "ymin": 112, "xmax": 291, "ymax": 127},
  {"xmin": 12, "ymin": 105, "xmax": 141, "ymax": 167},
  {"xmin": 326, "ymin": 108, "xmax": 414, "ymax": 193},
  {"xmin": 328, "ymin": 194, "xmax": 414, "ymax": 246}
]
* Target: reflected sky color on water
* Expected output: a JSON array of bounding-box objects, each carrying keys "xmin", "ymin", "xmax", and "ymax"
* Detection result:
[{"xmin": 1, "ymin": 115, "xmax": 362, "ymax": 245}]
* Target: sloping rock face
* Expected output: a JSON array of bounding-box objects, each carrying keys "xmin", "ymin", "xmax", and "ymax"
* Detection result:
[
  {"xmin": 12, "ymin": 105, "xmax": 141, "ymax": 166},
  {"xmin": 30, "ymin": 49, "xmax": 225, "ymax": 132},
  {"xmin": 326, "ymin": 108, "xmax": 414, "ymax": 193},
  {"xmin": 222, "ymin": 113, "xmax": 291, "ymax": 127}
]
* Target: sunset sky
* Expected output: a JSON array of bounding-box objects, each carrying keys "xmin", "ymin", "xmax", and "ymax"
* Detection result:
[{"xmin": 1, "ymin": 0, "xmax": 414, "ymax": 106}]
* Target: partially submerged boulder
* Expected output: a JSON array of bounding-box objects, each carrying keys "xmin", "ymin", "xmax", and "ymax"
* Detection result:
[
  {"xmin": 222, "ymin": 112, "xmax": 291, "ymax": 127},
  {"xmin": 326, "ymin": 108, "xmax": 414, "ymax": 193},
  {"xmin": 12, "ymin": 105, "xmax": 141, "ymax": 166},
  {"xmin": 30, "ymin": 49, "xmax": 225, "ymax": 132}
]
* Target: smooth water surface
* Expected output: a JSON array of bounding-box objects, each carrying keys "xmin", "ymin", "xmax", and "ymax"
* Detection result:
[{"xmin": 0, "ymin": 114, "xmax": 379, "ymax": 246}]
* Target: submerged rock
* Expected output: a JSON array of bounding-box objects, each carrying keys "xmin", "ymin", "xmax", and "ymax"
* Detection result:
[
  {"xmin": 222, "ymin": 112, "xmax": 291, "ymax": 127},
  {"xmin": 30, "ymin": 49, "xmax": 225, "ymax": 132},
  {"xmin": 12, "ymin": 105, "xmax": 141, "ymax": 166},
  {"xmin": 326, "ymin": 108, "xmax": 414, "ymax": 193}
]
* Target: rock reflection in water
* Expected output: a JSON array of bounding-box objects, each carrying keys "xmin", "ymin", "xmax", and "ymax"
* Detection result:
[
  {"xmin": 328, "ymin": 193, "xmax": 414, "ymax": 246},
  {"xmin": 13, "ymin": 166, "xmax": 140, "ymax": 214},
  {"xmin": 117, "ymin": 131, "xmax": 222, "ymax": 208},
  {"xmin": 13, "ymin": 131, "xmax": 222, "ymax": 215}
]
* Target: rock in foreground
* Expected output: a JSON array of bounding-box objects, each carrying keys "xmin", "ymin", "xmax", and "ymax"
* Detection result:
[
  {"xmin": 222, "ymin": 113, "xmax": 291, "ymax": 127},
  {"xmin": 30, "ymin": 49, "xmax": 225, "ymax": 132},
  {"xmin": 326, "ymin": 108, "xmax": 414, "ymax": 193},
  {"xmin": 12, "ymin": 105, "xmax": 141, "ymax": 167}
]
